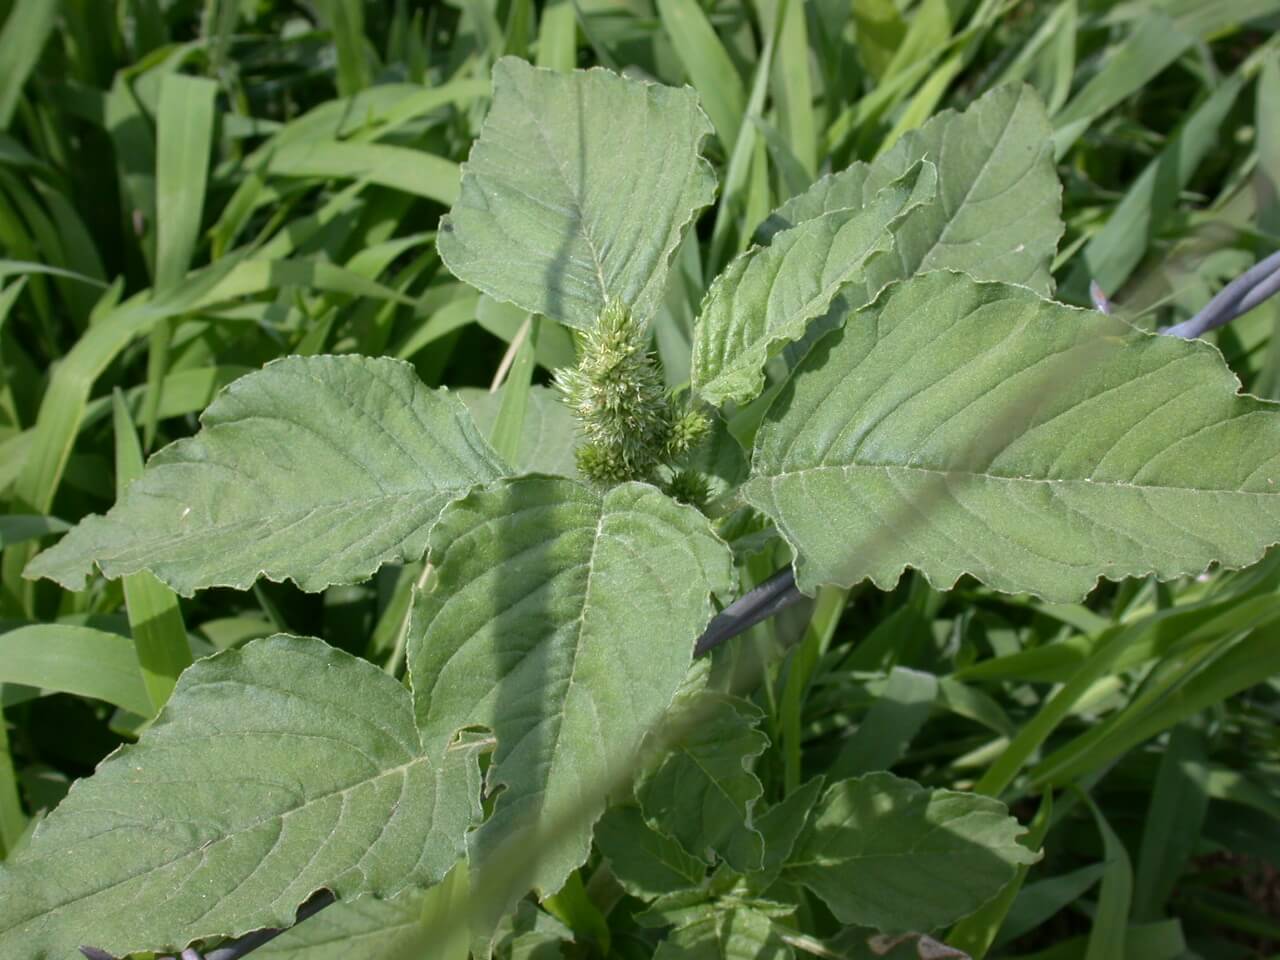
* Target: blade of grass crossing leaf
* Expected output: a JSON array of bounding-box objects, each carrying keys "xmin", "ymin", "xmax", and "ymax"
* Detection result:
[
  {"xmin": 1076, "ymin": 791, "xmax": 1132, "ymax": 960},
  {"xmin": 779, "ymin": 587, "xmax": 846, "ymax": 793},
  {"xmin": 1132, "ymin": 723, "xmax": 1209, "ymax": 921},
  {"xmin": 828, "ymin": 666, "xmax": 938, "ymax": 779},
  {"xmin": 0, "ymin": 625, "xmax": 154, "ymax": 717},
  {"xmin": 0, "ymin": 0, "xmax": 58, "ymax": 129},
  {"xmin": 145, "ymin": 74, "xmax": 217, "ymax": 450},
  {"xmin": 657, "ymin": 0, "xmax": 745, "ymax": 150},
  {"xmin": 947, "ymin": 790, "xmax": 1053, "ymax": 958},
  {"xmin": 973, "ymin": 625, "xmax": 1130, "ymax": 798},
  {"xmin": 488, "ymin": 315, "xmax": 536, "ymax": 464},
  {"xmin": 535, "ymin": 0, "xmax": 576, "ymax": 71},
  {"xmin": 113, "ymin": 390, "xmax": 191, "ymax": 713},
  {"xmin": 1031, "ymin": 623, "xmax": 1280, "ymax": 787}
]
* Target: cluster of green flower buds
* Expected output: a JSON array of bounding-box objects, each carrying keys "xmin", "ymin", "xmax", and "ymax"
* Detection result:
[{"xmin": 555, "ymin": 299, "xmax": 710, "ymax": 501}]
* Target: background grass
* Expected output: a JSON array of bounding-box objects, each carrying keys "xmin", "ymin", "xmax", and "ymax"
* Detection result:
[{"xmin": 1, "ymin": 1, "xmax": 1279, "ymax": 957}]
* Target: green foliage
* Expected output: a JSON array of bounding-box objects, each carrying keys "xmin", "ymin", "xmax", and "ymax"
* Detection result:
[{"xmin": 1, "ymin": 3, "xmax": 1279, "ymax": 960}]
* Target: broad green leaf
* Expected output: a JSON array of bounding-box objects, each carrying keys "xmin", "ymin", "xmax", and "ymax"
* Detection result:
[
  {"xmin": 408, "ymin": 476, "xmax": 733, "ymax": 901},
  {"xmin": 0, "ymin": 636, "xmax": 482, "ymax": 959},
  {"xmin": 438, "ymin": 57, "xmax": 716, "ymax": 330},
  {"xmin": 26, "ymin": 355, "xmax": 508, "ymax": 595},
  {"xmin": 745, "ymin": 272, "xmax": 1280, "ymax": 602},
  {"xmin": 786, "ymin": 773, "xmax": 1038, "ymax": 933},
  {"xmin": 638, "ymin": 693, "xmax": 768, "ymax": 873},
  {"xmin": 654, "ymin": 905, "xmax": 793, "ymax": 960},
  {"xmin": 460, "ymin": 386, "xmax": 580, "ymax": 479},
  {"xmin": 595, "ymin": 805, "xmax": 707, "ymax": 898},
  {"xmin": 691, "ymin": 160, "xmax": 936, "ymax": 407},
  {"xmin": 760, "ymin": 84, "xmax": 1062, "ymax": 296}
]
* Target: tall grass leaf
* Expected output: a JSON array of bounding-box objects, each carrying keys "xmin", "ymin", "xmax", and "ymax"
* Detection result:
[
  {"xmin": 270, "ymin": 141, "xmax": 460, "ymax": 205},
  {"xmin": 535, "ymin": 0, "xmax": 576, "ymax": 71},
  {"xmin": 763, "ymin": 0, "xmax": 816, "ymax": 175},
  {"xmin": 828, "ymin": 666, "xmax": 937, "ymax": 778},
  {"xmin": 1065, "ymin": 72, "xmax": 1245, "ymax": 302},
  {"xmin": 113, "ymin": 390, "xmax": 191, "ymax": 713},
  {"xmin": 1131, "ymin": 723, "xmax": 1209, "ymax": 920},
  {"xmin": 0, "ymin": 515, "xmax": 70, "ymax": 549},
  {"xmin": 1078, "ymin": 792, "xmax": 1132, "ymax": 960},
  {"xmin": 1052, "ymin": 12, "xmax": 1195, "ymax": 158},
  {"xmin": 0, "ymin": 0, "xmax": 58, "ymax": 129},
  {"xmin": 318, "ymin": 0, "xmax": 373, "ymax": 96},
  {"xmin": 657, "ymin": 0, "xmax": 746, "ymax": 150},
  {"xmin": 146, "ymin": 73, "xmax": 218, "ymax": 448},
  {"xmin": 488, "ymin": 316, "xmax": 536, "ymax": 464},
  {"xmin": 0, "ymin": 625, "xmax": 154, "ymax": 717}
]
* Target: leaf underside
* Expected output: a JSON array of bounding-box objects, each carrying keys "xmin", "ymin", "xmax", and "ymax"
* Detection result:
[
  {"xmin": 438, "ymin": 57, "xmax": 716, "ymax": 330},
  {"xmin": 408, "ymin": 476, "xmax": 735, "ymax": 905},
  {"xmin": 745, "ymin": 272, "xmax": 1280, "ymax": 601},
  {"xmin": 0, "ymin": 637, "xmax": 481, "ymax": 960},
  {"xmin": 25, "ymin": 355, "xmax": 508, "ymax": 595}
]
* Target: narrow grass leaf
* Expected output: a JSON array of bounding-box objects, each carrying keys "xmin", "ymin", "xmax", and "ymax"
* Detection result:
[{"xmin": 0, "ymin": 624, "xmax": 152, "ymax": 716}]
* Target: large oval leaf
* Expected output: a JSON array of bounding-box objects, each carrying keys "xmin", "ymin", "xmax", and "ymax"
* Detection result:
[
  {"xmin": 760, "ymin": 84, "xmax": 1062, "ymax": 297},
  {"xmin": 437, "ymin": 57, "xmax": 716, "ymax": 330},
  {"xmin": 690, "ymin": 160, "xmax": 936, "ymax": 408},
  {"xmin": 786, "ymin": 773, "xmax": 1038, "ymax": 934},
  {"xmin": 408, "ymin": 476, "xmax": 734, "ymax": 902},
  {"xmin": 26, "ymin": 355, "xmax": 508, "ymax": 595},
  {"xmin": 745, "ymin": 272, "xmax": 1280, "ymax": 601},
  {"xmin": 0, "ymin": 636, "xmax": 481, "ymax": 959}
]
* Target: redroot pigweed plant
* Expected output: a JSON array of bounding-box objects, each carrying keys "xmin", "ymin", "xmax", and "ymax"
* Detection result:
[{"xmin": 3, "ymin": 57, "xmax": 1279, "ymax": 960}]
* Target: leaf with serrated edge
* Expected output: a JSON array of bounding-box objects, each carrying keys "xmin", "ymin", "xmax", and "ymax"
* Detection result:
[
  {"xmin": 786, "ymin": 773, "xmax": 1038, "ymax": 934},
  {"xmin": 745, "ymin": 272, "xmax": 1280, "ymax": 602},
  {"xmin": 25, "ymin": 355, "xmax": 508, "ymax": 595},
  {"xmin": 409, "ymin": 476, "xmax": 734, "ymax": 905},
  {"xmin": 0, "ymin": 636, "xmax": 481, "ymax": 959},
  {"xmin": 692, "ymin": 160, "xmax": 936, "ymax": 408},
  {"xmin": 438, "ymin": 57, "xmax": 715, "ymax": 330},
  {"xmin": 638, "ymin": 693, "xmax": 768, "ymax": 873},
  {"xmin": 759, "ymin": 84, "xmax": 1062, "ymax": 296}
]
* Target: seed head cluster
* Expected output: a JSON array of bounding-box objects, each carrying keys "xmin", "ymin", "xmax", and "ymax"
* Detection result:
[{"xmin": 555, "ymin": 299, "xmax": 709, "ymax": 491}]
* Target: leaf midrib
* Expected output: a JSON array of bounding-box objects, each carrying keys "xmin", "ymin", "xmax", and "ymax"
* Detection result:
[{"xmin": 757, "ymin": 462, "xmax": 1280, "ymax": 497}]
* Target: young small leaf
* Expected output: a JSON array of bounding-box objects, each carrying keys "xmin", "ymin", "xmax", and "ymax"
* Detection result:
[
  {"xmin": 438, "ymin": 57, "xmax": 716, "ymax": 330},
  {"xmin": 638, "ymin": 693, "xmax": 769, "ymax": 873},
  {"xmin": 691, "ymin": 160, "xmax": 936, "ymax": 408},
  {"xmin": 26, "ymin": 355, "xmax": 508, "ymax": 595},
  {"xmin": 786, "ymin": 773, "xmax": 1038, "ymax": 934},
  {"xmin": 0, "ymin": 636, "xmax": 482, "ymax": 959},
  {"xmin": 595, "ymin": 805, "xmax": 707, "ymax": 898},
  {"xmin": 408, "ymin": 476, "xmax": 734, "ymax": 906},
  {"xmin": 745, "ymin": 271, "xmax": 1280, "ymax": 602}
]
